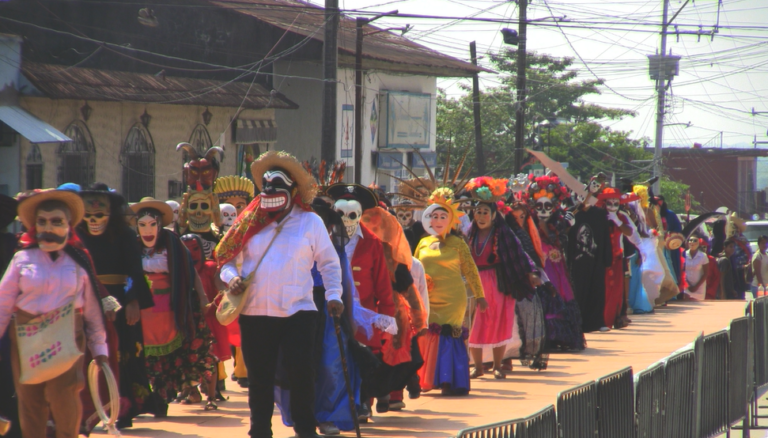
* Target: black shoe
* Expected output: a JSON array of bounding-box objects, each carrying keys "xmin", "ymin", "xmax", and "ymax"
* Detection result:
[
  {"xmin": 116, "ymin": 417, "xmax": 132, "ymax": 429},
  {"xmin": 376, "ymin": 397, "xmax": 389, "ymax": 413},
  {"xmin": 357, "ymin": 403, "xmax": 372, "ymax": 421},
  {"xmin": 237, "ymin": 377, "xmax": 249, "ymax": 388},
  {"xmin": 407, "ymin": 374, "xmax": 421, "ymax": 399}
]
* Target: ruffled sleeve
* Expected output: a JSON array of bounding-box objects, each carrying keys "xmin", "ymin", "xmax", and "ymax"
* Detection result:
[{"xmin": 451, "ymin": 236, "xmax": 485, "ymax": 300}]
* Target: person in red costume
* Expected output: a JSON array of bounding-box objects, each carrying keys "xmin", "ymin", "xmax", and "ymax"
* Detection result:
[
  {"xmin": 596, "ymin": 188, "xmax": 634, "ymax": 331},
  {"xmin": 327, "ymin": 183, "xmax": 396, "ymax": 420}
]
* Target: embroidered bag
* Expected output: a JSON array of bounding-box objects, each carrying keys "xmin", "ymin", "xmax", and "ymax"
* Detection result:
[
  {"xmin": 15, "ymin": 300, "xmax": 83, "ymax": 384},
  {"xmin": 216, "ymin": 218, "xmax": 290, "ymax": 325}
]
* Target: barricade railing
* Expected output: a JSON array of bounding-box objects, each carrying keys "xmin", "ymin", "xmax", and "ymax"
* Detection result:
[
  {"xmin": 635, "ymin": 362, "xmax": 665, "ymax": 438},
  {"xmin": 698, "ymin": 330, "xmax": 729, "ymax": 438},
  {"xmin": 454, "ymin": 405, "xmax": 557, "ymax": 438},
  {"xmin": 663, "ymin": 348, "xmax": 697, "ymax": 438},
  {"xmin": 727, "ymin": 316, "xmax": 750, "ymax": 429},
  {"xmin": 596, "ymin": 367, "xmax": 635, "ymax": 438},
  {"xmin": 556, "ymin": 381, "xmax": 597, "ymax": 438},
  {"xmin": 753, "ymin": 297, "xmax": 768, "ymax": 391}
]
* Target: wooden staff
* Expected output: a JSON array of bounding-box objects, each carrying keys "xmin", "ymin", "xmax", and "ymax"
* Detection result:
[{"xmin": 332, "ymin": 315, "xmax": 362, "ymax": 438}]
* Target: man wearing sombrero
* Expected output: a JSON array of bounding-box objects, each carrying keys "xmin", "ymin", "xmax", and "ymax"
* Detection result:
[
  {"xmin": 217, "ymin": 151, "xmax": 344, "ymax": 438},
  {"xmin": 0, "ymin": 189, "xmax": 108, "ymax": 438}
]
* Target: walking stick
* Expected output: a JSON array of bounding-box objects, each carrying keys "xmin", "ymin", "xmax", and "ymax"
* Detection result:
[{"xmin": 332, "ymin": 315, "xmax": 362, "ymax": 438}]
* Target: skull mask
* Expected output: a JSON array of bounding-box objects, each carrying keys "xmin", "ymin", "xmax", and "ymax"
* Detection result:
[
  {"xmin": 166, "ymin": 200, "xmax": 180, "ymax": 224},
  {"xmin": 605, "ymin": 198, "xmax": 620, "ymax": 213},
  {"xmin": 535, "ymin": 196, "xmax": 555, "ymax": 221},
  {"xmin": 82, "ymin": 194, "xmax": 110, "ymax": 236},
  {"xmin": 395, "ymin": 208, "xmax": 414, "ymax": 228},
  {"xmin": 184, "ymin": 190, "xmax": 220, "ymax": 233},
  {"xmin": 335, "ymin": 199, "xmax": 363, "ymax": 238},
  {"xmin": 220, "ymin": 203, "xmax": 236, "ymax": 233}
]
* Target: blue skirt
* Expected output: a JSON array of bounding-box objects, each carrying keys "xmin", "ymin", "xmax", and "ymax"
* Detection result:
[
  {"xmin": 628, "ymin": 253, "xmax": 653, "ymax": 314},
  {"xmin": 434, "ymin": 330, "xmax": 470, "ymax": 395}
]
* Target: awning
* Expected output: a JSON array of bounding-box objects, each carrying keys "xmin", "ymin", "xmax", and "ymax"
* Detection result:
[
  {"xmin": 0, "ymin": 106, "xmax": 71, "ymax": 143},
  {"xmin": 234, "ymin": 119, "xmax": 277, "ymax": 144}
]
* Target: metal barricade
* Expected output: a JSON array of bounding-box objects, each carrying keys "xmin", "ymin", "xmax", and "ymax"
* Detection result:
[
  {"xmin": 557, "ymin": 381, "xmax": 597, "ymax": 438},
  {"xmin": 635, "ymin": 362, "xmax": 665, "ymax": 438},
  {"xmin": 663, "ymin": 349, "xmax": 697, "ymax": 438},
  {"xmin": 698, "ymin": 330, "xmax": 729, "ymax": 437},
  {"xmin": 753, "ymin": 297, "xmax": 768, "ymax": 390},
  {"xmin": 728, "ymin": 316, "xmax": 750, "ymax": 428},
  {"xmin": 455, "ymin": 405, "xmax": 557, "ymax": 438},
  {"xmin": 597, "ymin": 367, "xmax": 635, "ymax": 438}
]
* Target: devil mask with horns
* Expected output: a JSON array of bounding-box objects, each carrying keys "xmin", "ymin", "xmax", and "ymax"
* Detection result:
[{"xmin": 177, "ymin": 142, "xmax": 224, "ymax": 190}]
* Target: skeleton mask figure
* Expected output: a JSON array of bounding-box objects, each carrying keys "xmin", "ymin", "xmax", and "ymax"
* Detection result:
[
  {"xmin": 35, "ymin": 203, "xmax": 70, "ymax": 253},
  {"xmin": 395, "ymin": 208, "xmax": 414, "ymax": 228},
  {"xmin": 166, "ymin": 200, "xmax": 180, "ymax": 224},
  {"xmin": 183, "ymin": 190, "xmax": 220, "ymax": 233},
  {"xmin": 535, "ymin": 196, "xmax": 555, "ymax": 221},
  {"xmin": 82, "ymin": 194, "xmax": 110, "ymax": 236},
  {"xmin": 261, "ymin": 168, "xmax": 296, "ymax": 214},
  {"xmin": 605, "ymin": 198, "xmax": 620, "ymax": 213},
  {"xmin": 220, "ymin": 203, "xmax": 236, "ymax": 233},
  {"xmin": 335, "ymin": 199, "xmax": 363, "ymax": 238}
]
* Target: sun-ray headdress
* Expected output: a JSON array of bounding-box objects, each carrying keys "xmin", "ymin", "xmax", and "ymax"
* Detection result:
[
  {"xmin": 213, "ymin": 176, "xmax": 255, "ymax": 202},
  {"xmin": 422, "ymin": 187, "xmax": 464, "ymax": 237},
  {"xmin": 390, "ymin": 148, "xmax": 474, "ymax": 209}
]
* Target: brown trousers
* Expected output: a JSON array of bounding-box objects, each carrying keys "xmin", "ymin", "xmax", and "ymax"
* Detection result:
[{"xmin": 10, "ymin": 310, "xmax": 86, "ymax": 438}]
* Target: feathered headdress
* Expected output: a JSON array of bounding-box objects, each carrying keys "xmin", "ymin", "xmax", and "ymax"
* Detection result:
[
  {"xmin": 302, "ymin": 159, "xmax": 346, "ymax": 195},
  {"xmin": 466, "ymin": 176, "xmax": 509, "ymax": 203},
  {"xmin": 392, "ymin": 148, "xmax": 473, "ymax": 208}
]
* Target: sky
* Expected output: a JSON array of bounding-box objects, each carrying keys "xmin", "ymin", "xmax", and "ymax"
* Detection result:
[{"xmin": 314, "ymin": 0, "xmax": 768, "ymax": 149}]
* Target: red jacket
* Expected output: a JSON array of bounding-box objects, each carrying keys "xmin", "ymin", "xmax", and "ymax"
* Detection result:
[{"xmin": 352, "ymin": 224, "xmax": 396, "ymax": 351}]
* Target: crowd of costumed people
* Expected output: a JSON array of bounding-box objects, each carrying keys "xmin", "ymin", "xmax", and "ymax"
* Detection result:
[{"xmin": 0, "ymin": 146, "xmax": 753, "ymax": 438}]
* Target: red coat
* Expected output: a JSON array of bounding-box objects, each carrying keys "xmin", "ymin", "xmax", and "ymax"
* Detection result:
[{"xmin": 352, "ymin": 224, "xmax": 396, "ymax": 351}]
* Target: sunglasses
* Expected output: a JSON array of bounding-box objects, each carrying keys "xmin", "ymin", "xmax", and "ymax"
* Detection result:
[{"xmin": 84, "ymin": 213, "xmax": 108, "ymax": 219}]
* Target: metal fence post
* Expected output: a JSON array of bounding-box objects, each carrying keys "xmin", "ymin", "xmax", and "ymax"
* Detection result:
[
  {"xmin": 557, "ymin": 381, "xmax": 598, "ymax": 438},
  {"xmin": 697, "ymin": 330, "xmax": 730, "ymax": 437},
  {"xmin": 454, "ymin": 405, "xmax": 557, "ymax": 438},
  {"xmin": 597, "ymin": 367, "xmax": 635, "ymax": 438},
  {"xmin": 635, "ymin": 362, "xmax": 665, "ymax": 438},
  {"xmin": 663, "ymin": 348, "xmax": 697, "ymax": 438}
]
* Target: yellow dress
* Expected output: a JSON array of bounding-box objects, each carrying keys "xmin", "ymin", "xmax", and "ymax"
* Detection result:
[{"xmin": 415, "ymin": 235, "xmax": 484, "ymax": 328}]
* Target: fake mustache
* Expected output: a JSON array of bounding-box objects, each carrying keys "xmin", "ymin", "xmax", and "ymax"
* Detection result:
[{"xmin": 37, "ymin": 232, "xmax": 67, "ymax": 244}]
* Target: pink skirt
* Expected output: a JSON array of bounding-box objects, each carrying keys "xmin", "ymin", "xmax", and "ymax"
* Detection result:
[{"xmin": 468, "ymin": 269, "xmax": 516, "ymax": 348}]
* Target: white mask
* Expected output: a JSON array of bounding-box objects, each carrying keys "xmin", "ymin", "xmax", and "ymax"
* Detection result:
[
  {"xmin": 166, "ymin": 200, "xmax": 180, "ymax": 224},
  {"xmin": 335, "ymin": 199, "xmax": 363, "ymax": 238},
  {"xmin": 220, "ymin": 203, "xmax": 236, "ymax": 232},
  {"xmin": 535, "ymin": 197, "xmax": 555, "ymax": 220}
]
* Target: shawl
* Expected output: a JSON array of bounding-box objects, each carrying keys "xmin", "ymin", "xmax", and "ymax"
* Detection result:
[
  {"xmin": 361, "ymin": 206, "xmax": 412, "ymax": 270},
  {"xmin": 215, "ymin": 193, "xmax": 311, "ymax": 268},
  {"xmin": 470, "ymin": 215, "xmax": 535, "ymax": 300},
  {"xmin": 159, "ymin": 228, "xmax": 197, "ymax": 339}
]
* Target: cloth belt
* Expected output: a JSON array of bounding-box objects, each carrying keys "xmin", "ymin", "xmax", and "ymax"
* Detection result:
[{"xmin": 97, "ymin": 274, "xmax": 128, "ymax": 285}]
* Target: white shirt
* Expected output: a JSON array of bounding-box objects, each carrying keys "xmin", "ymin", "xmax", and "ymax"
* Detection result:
[
  {"xmin": 410, "ymin": 257, "xmax": 429, "ymax": 317},
  {"xmin": 0, "ymin": 248, "xmax": 108, "ymax": 357},
  {"xmin": 344, "ymin": 224, "xmax": 364, "ymax": 263},
  {"xmin": 684, "ymin": 250, "xmax": 709, "ymax": 300},
  {"xmin": 220, "ymin": 206, "xmax": 342, "ymax": 317}
]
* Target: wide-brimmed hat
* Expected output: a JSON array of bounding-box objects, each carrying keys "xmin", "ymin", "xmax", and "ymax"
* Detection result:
[
  {"xmin": 250, "ymin": 151, "xmax": 317, "ymax": 205},
  {"xmin": 17, "ymin": 189, "xmax": 85, "ymax": 229},
  {"xmin": 79, "ymin": 182, "xmax": 126, "ymax": 209},
  {"xmin": 326, "ymin": 183, "xmax": 379, "ymax": 211},
  {"xmin": 0, "ymin": 194, "xmax": 18, "ymax": 229},
  {"xmin": 129, "ymin": 197, "xmax": 174, "ymax": 227},
  {"xmin": 665, "ymin": 232, "xmax": 685, "ymax": 250}
]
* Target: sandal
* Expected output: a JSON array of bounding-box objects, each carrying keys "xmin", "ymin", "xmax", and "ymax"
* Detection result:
[
  {"xmin": 181, "ymin": 388, "xmax": 203, "ymax": 405},
  {"xmin": 493, "ymin": 369, "xmax": 506, "ymax": 380},
  {"xmin": 470, "ymin": 368, "xmax": 484, "ymax": 379},
  {"xmin": 204, "ymin": 398, "xmax": 218, "ymax": 411}
]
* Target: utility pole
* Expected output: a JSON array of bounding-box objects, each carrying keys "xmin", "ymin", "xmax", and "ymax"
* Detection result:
[
  {"xmin": 514, "ymin": 0, "xmax": 527, "ymax": 174},
  {"xmin": 354, "ymin": 17, "xmax": 365, "ymax": 183},
  {"xmin": 652, "ymin": 0, "xmax": 669, "ymax": 194},
  {"xmin": 321, "ymin": 0, "xmax": 340, "ymax": 164},
  {"xmin": 470, "ymin": 42, "xmax": 485, "ymax": 175}
]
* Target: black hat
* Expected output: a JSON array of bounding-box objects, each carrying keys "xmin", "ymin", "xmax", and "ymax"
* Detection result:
[
  {"xmin": 79, "ymin": 182, "xmax": 126, "ymax": 209},
  {"xmin": 0, "ymin": 194, "xmax": 18, "ymax": 229},
  {"xmin": 326, "ymin": 183, "xmax": 379, "ymax": 211}
]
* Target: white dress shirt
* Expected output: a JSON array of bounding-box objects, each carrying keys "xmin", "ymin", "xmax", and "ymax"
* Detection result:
[
  {"xmin": 344, "ymin": 223, "xmax": 364, "ymax": 263},
  {"xmin": 220, "ymin": 206, "xmax": 342, "ymax": 317},
  {"xmin": 0, "ymin": 248, "xmax": 108, "ymax": 357}
]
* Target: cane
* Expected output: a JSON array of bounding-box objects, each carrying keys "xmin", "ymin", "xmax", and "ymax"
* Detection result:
[{"xmin": 332, "ymin": 315, "xmax": 362, "ymax": 438}]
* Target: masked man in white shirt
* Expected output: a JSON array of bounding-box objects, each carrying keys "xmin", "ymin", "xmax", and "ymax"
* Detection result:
[
  {"xmin": 0, "ymin": 189, "xmax": 109, "ymax": 438},
  {"xmin": 217, "ymin": 151, "xmax": 343, "ymax": 438}
]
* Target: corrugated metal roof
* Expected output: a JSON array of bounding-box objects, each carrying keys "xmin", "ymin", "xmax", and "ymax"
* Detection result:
[
  {"xmin": 210, "ymin": 0, "xmax": 493, "ymax": 78},
  {"xmin": 0, "ymin": 105, "xmax": 71, "ymax": 143},
  {"xmin": 21, "ymin": 62, "xmax": 299, "ymax": 110}
]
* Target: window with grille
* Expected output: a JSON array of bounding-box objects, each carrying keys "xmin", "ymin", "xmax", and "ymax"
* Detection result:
[
  {"xmin": 26, "ymin": 144, "xmax": 43, "ymax": 190},
  {"xmin": 57, "ymin": 121, "xmax": 95, "ymax": 187},
  {"xmin": 183, "ymin": 124, "xmax": 213, "ymax": 189},
  {"xmin": 121, "ymin": 124, "xmax": 155, "ymax": 202}
]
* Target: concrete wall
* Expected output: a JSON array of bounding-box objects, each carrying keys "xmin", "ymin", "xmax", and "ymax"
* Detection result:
[
  {"xmin": 18, "ymin": 97, "xmax": 274, "ymax": 201},
  {"xmin": 273, "ymin": 60, "xmax": 323, "ymax": 161}
]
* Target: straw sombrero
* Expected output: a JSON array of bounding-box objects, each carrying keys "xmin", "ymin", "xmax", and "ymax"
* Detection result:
[
  {"xmin": 129, "ymin": 197, "xmax": 174, "ymax": 227},
  {"xmin": 17, "ymin": 189, "xmax": 85, "ymax": 229},
  {"xmin": 250, "ymin": 151, "xmax": 317, "ymax": 205}
]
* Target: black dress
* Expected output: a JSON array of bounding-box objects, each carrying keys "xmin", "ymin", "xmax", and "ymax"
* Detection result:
[
  {"xmin": 567, "ymin": 208, "xmax": 612, "ymax": 333},
  {"xmin": 78, "ymin": 228, "xmax": 159, "ymax": 423}
]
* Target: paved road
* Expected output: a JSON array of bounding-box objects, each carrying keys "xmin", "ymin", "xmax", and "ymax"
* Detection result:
[{"xmin": 95, "ymin": 300, "xmax": 747, "ymax": 438}]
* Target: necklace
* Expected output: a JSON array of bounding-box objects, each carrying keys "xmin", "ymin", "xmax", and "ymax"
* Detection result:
[{"xmin": 473, "ymin": 227, "xmax": 493, "ymax": 257}]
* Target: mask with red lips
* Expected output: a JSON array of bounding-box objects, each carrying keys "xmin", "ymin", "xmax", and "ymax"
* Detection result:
[
  {"xmin": 260, "ymin": 168, "xmax": 296, "ymax": 214},
  {"xmin": 136, "ymin": 209, "xmax": 162, "ymax": 248}
]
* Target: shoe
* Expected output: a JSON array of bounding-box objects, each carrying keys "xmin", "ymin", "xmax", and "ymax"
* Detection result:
[
  {"xmin": 470, "ymin": 368, "xmax": 484, "ymax": 379},
  {"xmin": 318, "ymin": 422, "xmax": 340, "ymax": 436},
  {"xmin": 440, "ymin": 383, "xmax": 454, "ymax": 396},
  {"xmin": 407, "ymin": 386, "xmax": 421, "ymax": 400},
  {"xmin": 376, "ymin": 397, "xmax": 390, "ymax": 413},
  {"xmin": 357, "ymin": 403, "xmax": 372, "ymax": 421},
  {"xmin": 389, "ymin": 400, "xmax": 405, "ymax": 411},
  {"xmin": 493, "ymin": 369, "xmax": 506, "ymax": 380},
  {"xmin": 599, "ymin": 327, "xmax": 611, "ymax": 332},
  {"xmin": 237, "ymin": 377, "xmax": 249, "ymax": 388},
  {"xmin": 406, "ymin": 375, "xmax": 421, "ymax": 399},
  {"xmin": 230, "ymin": 374, "xmax": 238, "ymax": 382},
  {"xmin": 295, "ymin": 432, "xmax": 323, "ymax": 438},
  {"xmin": 116, "ymin": 417, "xmax": 132, "ymax": 429}
]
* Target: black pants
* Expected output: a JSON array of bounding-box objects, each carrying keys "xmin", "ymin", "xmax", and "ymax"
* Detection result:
[{"xmin": 240, "ymin": 311, "xmax": 318, "ymax": 437}]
